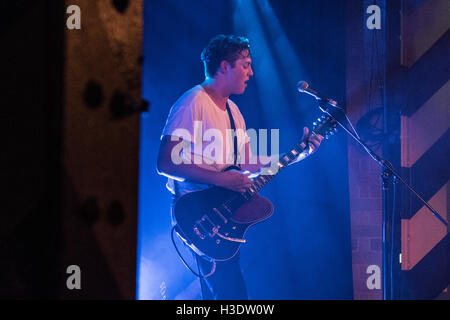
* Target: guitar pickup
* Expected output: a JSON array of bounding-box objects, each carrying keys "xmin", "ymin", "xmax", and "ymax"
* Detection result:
[
  {"xmin": 212, "ymin": 208, "xmax": 228, "ymax": 224},
  {"xmin": 193, "ymin": 226, "xmax": 205, "ymax": 240},
  {"xmin": 194, "ymin": 221, "xmax": 209, "ymax": 239},
  {"xmin": 200, "ymin": 215, "xmax": 217, "ymax": 238}
]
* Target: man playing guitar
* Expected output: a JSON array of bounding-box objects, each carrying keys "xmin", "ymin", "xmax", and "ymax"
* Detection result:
[{"xmin": 157, "ymin": 34, "xmax": 323, "ymax": 300}]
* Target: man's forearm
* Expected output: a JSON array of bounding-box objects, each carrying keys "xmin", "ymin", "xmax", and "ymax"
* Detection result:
[{"xmin": 157, "ymin": 160, "xmax": 221, "ymax": 186}]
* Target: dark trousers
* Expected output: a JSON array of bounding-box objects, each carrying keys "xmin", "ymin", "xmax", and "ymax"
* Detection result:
[{"xmin": 194, "ymin": 250, "xmax": 248, "ymax": 300}]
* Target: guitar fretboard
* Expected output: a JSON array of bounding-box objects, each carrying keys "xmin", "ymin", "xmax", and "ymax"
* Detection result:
[{"xmin": 241, "ymin": 139, "xmax": 310, "ymax": 200}]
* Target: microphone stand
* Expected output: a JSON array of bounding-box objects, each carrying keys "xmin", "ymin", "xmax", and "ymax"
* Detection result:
[{"xmin": 316, "ymin": 100, "xmax": 448, "ymax": 300}]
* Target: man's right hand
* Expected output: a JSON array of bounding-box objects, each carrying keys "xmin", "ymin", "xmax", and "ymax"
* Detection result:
[
  {"xmin": 158, "ymin": 135, "xmax": 254, "ymax": 193},
  {"xmin": 214, "ymin": 170, "xmax": 253, "ymax": 193}
]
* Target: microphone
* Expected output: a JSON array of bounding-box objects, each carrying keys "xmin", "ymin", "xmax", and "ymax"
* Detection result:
[{"xmin": 297, "ymin": 81, "xmax": 338, "ymax": 107}]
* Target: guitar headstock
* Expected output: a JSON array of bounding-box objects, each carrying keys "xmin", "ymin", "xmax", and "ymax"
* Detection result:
[{"xmin": 312, "ymin": 115, "xmax": 338, "ymax": 139}]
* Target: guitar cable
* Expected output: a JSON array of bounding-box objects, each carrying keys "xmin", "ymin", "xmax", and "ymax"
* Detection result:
[{"xmin": 171, "ymin": 226, "xmax": 216, "ymax": 279}]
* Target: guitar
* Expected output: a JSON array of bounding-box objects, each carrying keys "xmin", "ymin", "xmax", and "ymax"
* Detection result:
[{"xmin": 173, "ymin": 114, "xmax": 338, "ymax": 261}]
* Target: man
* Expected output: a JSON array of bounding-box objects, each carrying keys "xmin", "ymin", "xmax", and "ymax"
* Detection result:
[{"xmin": 157, "ymin": 34, "xmax": 323, "ymax": 300}]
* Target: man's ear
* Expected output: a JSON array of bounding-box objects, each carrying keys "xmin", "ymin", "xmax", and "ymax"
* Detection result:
[{"xmin": 219, "ymin": 60, "xmax": 230, "ymax": 74}]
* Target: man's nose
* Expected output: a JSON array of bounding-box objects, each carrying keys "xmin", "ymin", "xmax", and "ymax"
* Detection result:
[{"xmin": 248, "ymin": 66, "xmax": 254, "ymax": 77}]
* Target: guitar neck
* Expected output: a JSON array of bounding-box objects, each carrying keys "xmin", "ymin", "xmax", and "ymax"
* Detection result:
[
  {"xmin": 242, "ymin": 139, "xmax": 310, "ymax": 199},
  {"xmin": 232, "ymin": 114, "xmax": 336, "ymax": 205}
]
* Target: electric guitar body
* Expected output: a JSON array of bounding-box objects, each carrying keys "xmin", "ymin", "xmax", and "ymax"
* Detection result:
[{"xmin": 173, "ymin": 166, "xmax": 274, "ymax": 261}]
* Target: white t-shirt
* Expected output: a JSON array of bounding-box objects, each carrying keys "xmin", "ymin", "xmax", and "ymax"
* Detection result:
[{"xmin": 161, "ymin": 85, "xmax": 250, "ymax": 197}]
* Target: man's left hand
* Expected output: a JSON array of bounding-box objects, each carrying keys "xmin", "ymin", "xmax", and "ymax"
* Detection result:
[{"xmin": 302, "ymin": 126, "xmax": 323, "ymax": 154}]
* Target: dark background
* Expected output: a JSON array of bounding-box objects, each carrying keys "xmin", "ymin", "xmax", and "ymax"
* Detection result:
[{"xmin": 0, "ymin": 0, "xmax": 64, "ymax": 298}]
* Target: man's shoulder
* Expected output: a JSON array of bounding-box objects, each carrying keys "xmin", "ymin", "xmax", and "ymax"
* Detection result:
[{"xmin": 173, "ymin": 85, "xmax": 208, "ymax": 108}]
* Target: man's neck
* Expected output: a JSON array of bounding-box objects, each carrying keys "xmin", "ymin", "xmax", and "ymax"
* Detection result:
[{"xmin": 201, "ymin": 78, "xmax": 229, "ymax": 111}]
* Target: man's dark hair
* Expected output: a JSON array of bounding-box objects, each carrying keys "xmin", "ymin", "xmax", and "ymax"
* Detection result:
[{"xmin": 201, "ymin": 34, "xmax": 250, "ymax": 77}]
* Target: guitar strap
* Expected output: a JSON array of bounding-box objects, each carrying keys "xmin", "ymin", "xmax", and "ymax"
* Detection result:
[{"xmin": 225, "ymin": 102, "xmax": 239, "ymax": 167}]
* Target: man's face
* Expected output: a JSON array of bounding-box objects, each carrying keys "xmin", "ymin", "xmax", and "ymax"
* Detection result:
[{"xmin": 225, "ymin": 49, "xmax": 253, "ymax": 95}]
